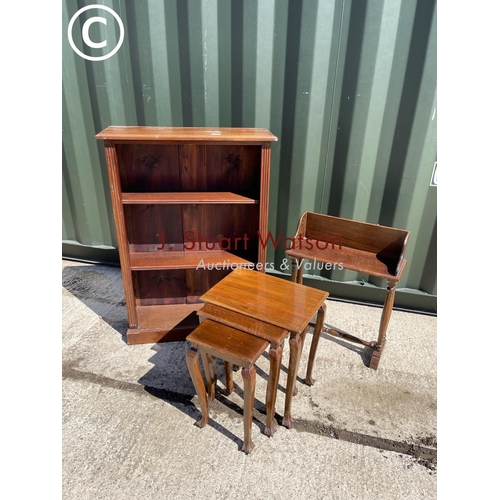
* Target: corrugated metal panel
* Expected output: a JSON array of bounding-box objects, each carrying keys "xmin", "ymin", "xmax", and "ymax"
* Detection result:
[{"xmin": 62, "ymin": 0, "xmax": 437, "ymax": 312}]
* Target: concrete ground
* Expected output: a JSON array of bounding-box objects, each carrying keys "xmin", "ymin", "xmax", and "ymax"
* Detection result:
[{"xmin": 62, "ymin": 259, "xmax": 437, "ymax": 500}]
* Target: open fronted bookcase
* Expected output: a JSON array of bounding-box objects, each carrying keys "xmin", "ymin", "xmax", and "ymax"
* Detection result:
[{"xmin": 96, "ymin": 126, "xmax": 277, "ymax": 344}]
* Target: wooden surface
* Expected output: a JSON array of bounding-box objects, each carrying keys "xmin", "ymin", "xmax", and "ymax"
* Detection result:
[
  {"xmin": 187, "ymin": 319, "xmax": 268, "ymax": 367},
  {"xmin": 136, "ymin": 303, "xmax": 203, "ymax": 329},
  {"xmin": 129, "ymin": 251, "xmax": 252, "ymax": 270},
  {"xmin": 197, "ymin": 303, "xmax": 288, "ymax": 346},
  {"xmin": 126, "ymin": 303, "xmax": 203, "ymax": 344},
  {"xmin": 200, "ymin": 267, "xmax": 328, "ymax": 334},
  {"xmin": 121, "ymin": 192, "xmax": 258, "ymax": 204},
  {"xmin": 96, "ymin": 126, "xmax": 278, "ymax": 142},
  {"xmin": 287, "ymin": 245, "xmax": 407, "ymax": 281}
]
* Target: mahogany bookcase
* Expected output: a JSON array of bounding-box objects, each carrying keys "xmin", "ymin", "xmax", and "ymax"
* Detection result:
[{"xmin": 96, "ymin": 126, "xmax": 277, "ymax": 344}]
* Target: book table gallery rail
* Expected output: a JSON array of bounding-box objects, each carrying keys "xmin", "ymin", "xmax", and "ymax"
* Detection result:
[{"xmin": 186, "ymin": 267, "xmax": 328, "ymax": 452}]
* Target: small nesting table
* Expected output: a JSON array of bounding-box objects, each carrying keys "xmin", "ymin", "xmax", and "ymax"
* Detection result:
[
  {"xmin": 186, "ymin": 319, "xmax": 269, "ymax": 454},
  {"xmin": 198, "ymin": 267, "xmax": 328, "ymax": 430}
]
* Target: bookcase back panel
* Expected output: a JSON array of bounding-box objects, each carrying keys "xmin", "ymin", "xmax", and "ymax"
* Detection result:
[
  {"xmin": 125, "ymin": 205, "xmax": 184, "ymax": 252},
  {"xmin": 125, "ymin": 204, "xmax": 260, "ymax": 257},
  {"xmin": 178, "ymin": 144, "xmax": 207, "ymax": 191},
  {"xmin": 132, "ymin": 269, "xmax": 233, "ymax": 306},
  {"xmin": 118, "ymin": 144, "xmax": 261, "ymax": 197},
  {"xmin": 185, "ymin": 269, "xmax": 231, "ymax": 303},
  {"xmin": 182, "ymin": 204, "xmax": 260, "ymax": 258},
  {"xmin": 205, "ymin": 145, "xmax": 261, "ymax": 198},
  {"xmin": 118, "ymin": 144, "xmax": 181, "ymax": 192},
  {"xmin": 133, "ymin": 270, "xmax": 186, "ymax": 306}
]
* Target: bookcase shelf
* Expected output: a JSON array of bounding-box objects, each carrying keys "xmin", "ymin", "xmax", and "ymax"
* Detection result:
[
  {"xmin": 129, "ymin": 250, "xmax": 252, "ymax": 270},
  {"xmin": 121, "ymin": 192, "xmax": 258, "ymax": 205},
  {"xmin": 96, "ymin": 126, "xmax": 277, "ymax": 344}
]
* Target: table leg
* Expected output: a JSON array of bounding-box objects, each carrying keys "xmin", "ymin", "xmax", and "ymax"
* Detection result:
[
  {"xmin": 306, "ymin": 302, "xmax": 326, "ymax": 386},
  {"xmin": 186, "ymin": 347, "xmax": 210, "ymax": 428},
  {"xmin": 224, "ymin": 361, "xmax": 234, "ymax": 395},
  {"xmin": 291, "ymin": 258, "xmax": 297, "ymax": 282},
  {"xmin": 292, "ymin": 326, "xmax": 308, "ymax": 396},
  {"xmin": 297, "ymin": 261, "xmax": 304, "ymax": 285},
  {"xmin": 282, "ymin": 332, "xmax": 303, "ymax": 429},
  {"xmin": 370, "ymin": 281, "xmax": 396, "ymax": 370},
  {"xmin": 201, "ymin": 351, "xmax": 216, "ymax": 403},
  {"xmin": 290, "ymin": 258, "xmax": 304, "ymax": 284},
  {"xmin": 241, "ymin": 364, "xmax": 256, "ymax": 454},
  {"xmin": 264, "ymin": 342, "xmax": 283, "ymax": 437}
]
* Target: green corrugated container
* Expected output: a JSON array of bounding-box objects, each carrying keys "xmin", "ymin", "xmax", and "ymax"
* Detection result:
[{"xmin": 62, "ymin": 0, "xmax": 436, "ymax": 313}]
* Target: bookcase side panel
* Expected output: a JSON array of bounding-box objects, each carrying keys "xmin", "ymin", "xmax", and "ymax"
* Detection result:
[
  {"xmin": 104, "ymin": 142, "xmax": 138, "ymax": 326},
  {"xmin": 258, "ymin": 143, "xmax": 272, "ymax": 268}
]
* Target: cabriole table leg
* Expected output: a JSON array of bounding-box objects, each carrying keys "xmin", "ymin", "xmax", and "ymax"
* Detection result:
[
  {"xmin": 201, "ymin": 351, "xmax": 216, "ymax": 403},
  {"xmin": 224, "ymin": 361, "xmax": 234, "ymax": 395},
  {"xmin": 264, "ymin": 342, "xmax": 283, "ymax": 437},
  {"xmin": 306, "ymin": 303, "xmax": 326, "ymax": 386},
  {"xmin": 186, "ymin": 347, "xmax": 210, "ymax": 428},
  {"xmin": 282, "ymin": 333, "xmax": 303, "ymax": 429},
  {"xmin": 241, "ymin": 365, "xmax": 257, "ymax": 454}
]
